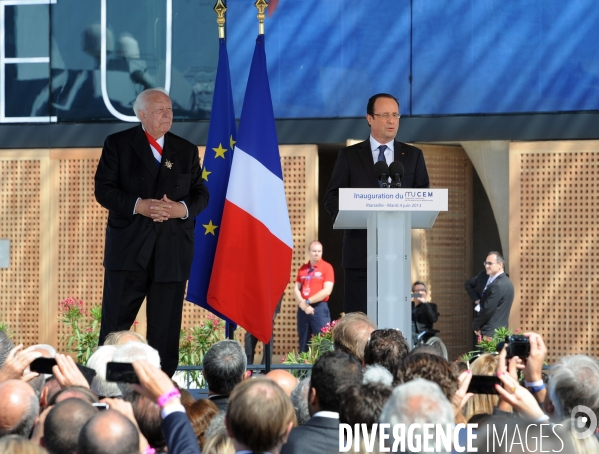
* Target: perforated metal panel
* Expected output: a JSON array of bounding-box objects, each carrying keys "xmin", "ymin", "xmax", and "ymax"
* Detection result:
[
  {"xmin": 0, "ymin": 156, "xmax": 41, "ymax": 346},
  {"xmin": 55, "ymin": 151, "xmax": 106, "ymax": 350},
  {"xmin": 510, "ymin": 142, "xmax": 599, "ymax": 362},
  {"xmin": 412, "ymin": 145, "xmax": 473, "ymax": 361}
]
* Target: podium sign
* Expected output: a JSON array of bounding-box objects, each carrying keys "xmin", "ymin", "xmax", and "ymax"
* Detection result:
[{"xmin": 334, "ymin": 188, "xmax": 448, "ymax": 345}]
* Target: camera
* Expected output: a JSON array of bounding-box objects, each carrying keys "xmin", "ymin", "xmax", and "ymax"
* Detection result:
[{"xmin": 504, "ymin": 335, "xmax": 530, "ymax": 359}]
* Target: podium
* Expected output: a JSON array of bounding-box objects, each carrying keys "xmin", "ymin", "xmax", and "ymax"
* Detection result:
[{"xmin": 334, "ymin": 188, "xmax": 448, "ymax": 345}]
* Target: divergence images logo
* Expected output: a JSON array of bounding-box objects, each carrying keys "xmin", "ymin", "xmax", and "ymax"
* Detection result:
[{"xmin": 571, "ymin": 405, "xmax": 597, "ymax": 440}]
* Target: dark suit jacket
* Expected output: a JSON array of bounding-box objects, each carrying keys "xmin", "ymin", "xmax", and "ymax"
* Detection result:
[
  {"xmin": 208, "ymin": 394, "xmax": 229, "ymax": 412},
  {"xmin": 412, "ymin": 301, "xmax": 439, "ymax": 333},
  {"xmin": 280, "ymin": 416, "xmax": 341, "ymax": 454},
  {"xmin": 95, "ymin": 125, "xmax": 208, "ymax": 282},
  {"xmin": 161, "ymin": 411, "xmax": 201, "ymax": 454},
  {"xmin": 472, "ymin": 272, "xmax": 514, "ymax": 336},
  {"xmin": 324, "ymin": 139, "xmax": 429, "ymax": 268},
  {"xmin": 465, "ymin": 270, "xmax": 488, "ymax": 303}
]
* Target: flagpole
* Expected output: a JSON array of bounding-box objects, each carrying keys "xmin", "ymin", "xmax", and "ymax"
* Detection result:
[
  {"xmin": 213, "ymin": 0, "xmax": 236, "ymax": 341},
  {"xmin": 254, "ymin": 0, "xmax": 272, "ymax": 372}
]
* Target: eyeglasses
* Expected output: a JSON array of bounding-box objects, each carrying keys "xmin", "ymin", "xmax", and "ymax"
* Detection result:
[
  {"xmin": 372, "ymin": 113, "xmax": 400, "ymax": 119},
  {"xmin": 483, "ymin": 261, "xmax": 498, "ymax": 266},
  {"xmin": 151, "ymin": 107, "xmax": 173, "ymax": 115}
]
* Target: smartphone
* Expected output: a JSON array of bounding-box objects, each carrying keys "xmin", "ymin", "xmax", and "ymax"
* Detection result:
[
  {"xmin": 106, "ymin": 362, "xmax": 139, "ymax": 383},
  {"xmin": 467, "ymin": 375, "xmax": 500, "ymax": 394},
  {"xmin": 30, "ymin": 357, "xmax": 57, "ymax": 374},
  {"xmin": 92, "ymin": 402, "xmax": 109, "ymax": 411}
]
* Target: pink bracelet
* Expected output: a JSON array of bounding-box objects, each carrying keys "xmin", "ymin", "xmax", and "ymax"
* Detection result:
[{"xmin": 157, "ymin": 388, "xmax": 181, "ymax": 407}]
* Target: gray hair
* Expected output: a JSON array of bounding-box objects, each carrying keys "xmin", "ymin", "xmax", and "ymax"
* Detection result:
[
  {"xmin": 133, "ymin": 88, "xmax": 169, "ymax": 118},
  {"xmin": 549, "ymin": 355, "xmax": 599, "ymax": 421},
  {"xmin": 87, "ymin": 346, "xmax": 121, "ymax": 398},
  {"xmin": 0, "ymin": 331, "xmax": 14, "ymax": 368},
  {"xmin": 113, "ymin": 342, "xmax": 161, "ymax": 396},
  {"xmin": 363, "ymin": 364, "xmax": 394, "ymax": 386},
  {"xmin": 290, "ymin": 377, "xmax": 311, "ymax": 426},
  {"xmin": 379, "ymin": 379, "xmax": 454, "ymax": 453},
  {"xmin": 202, "ymin": 340, "xmax": 246, "ymax": 395}
]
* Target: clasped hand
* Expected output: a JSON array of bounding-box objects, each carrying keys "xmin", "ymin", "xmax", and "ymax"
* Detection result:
[{"xmin": 136, "ymin": 194, "xmax": 186, "ymax": 222}]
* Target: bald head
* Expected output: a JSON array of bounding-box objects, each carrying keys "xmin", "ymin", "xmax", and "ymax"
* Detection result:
[
  {"xmin": 0, "ymin": 379, "xmax": 40, "ymax": 437},
  {"xmin": 44, "ymin": 398, "xmax": 97, "ymax": 454},
  {"xmin": 266, "ymin": 370, "xmax": 299, "ymax": 397},
  {"xmin": 79, "ymin": 410, "xmax": 139, "ymax": 454}
]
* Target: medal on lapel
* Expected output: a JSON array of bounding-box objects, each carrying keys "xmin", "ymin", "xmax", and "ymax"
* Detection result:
[{"xmin": 165, "ymin": 159, "xmax": 173, "ymax": 169}]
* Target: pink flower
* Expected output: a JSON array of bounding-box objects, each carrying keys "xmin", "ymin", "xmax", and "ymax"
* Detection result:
[
  {"xmin": 86, "ymin": 327, "xmax": 93, "ymax": 333},
  {"xmin": 514, "ymin": 328, "xmax": 520, "ymax": 333},
  {"xmin": 200, "ymin": 322, "xmax": 205, "ymax": 327},
  {"xmin": 477, "ymin": 335, "xmax": 482, "ymax": 343},
  {"xmin": 282, "ymin": 356, "xmax": 287, "ymax": 362}
]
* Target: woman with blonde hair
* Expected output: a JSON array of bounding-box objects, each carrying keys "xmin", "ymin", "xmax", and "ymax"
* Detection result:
[
  {"xmin": 0, "ymin": 435, "xmax": 47, "ymax": 454},
  {"xmin": 463, "ymin": 353, "xmax": 499, "ymax": 421}
]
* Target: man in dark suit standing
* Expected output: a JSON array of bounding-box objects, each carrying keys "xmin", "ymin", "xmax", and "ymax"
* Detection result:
[
  {"xmin": 324, "ymin": 93, "xmax": 430, "ymax": 315},
  {"xmin": 95, "ymin": 88, "xmax": 209, "ymax": 377},
  {"xmin": 472, "ymin": 251, "xmax": 514, "ymax": 337}
]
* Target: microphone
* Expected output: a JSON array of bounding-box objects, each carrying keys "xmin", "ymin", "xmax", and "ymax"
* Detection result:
[
  {"xmin": 389, "ymin": 161, "xmax": 404, "ymax": 188},
  {"xmin": 374, "ymin": 161, "xmax": 390, "ymax": 188}
]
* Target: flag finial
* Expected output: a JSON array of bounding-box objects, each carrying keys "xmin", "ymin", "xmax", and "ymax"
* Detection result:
[
  {"xmin": 214, "ymin": 0, "xmax": 227, "ymax": 39},
  {"xmin": 254, "ymin": 0, "xmax": 268, "ymax": 35}
]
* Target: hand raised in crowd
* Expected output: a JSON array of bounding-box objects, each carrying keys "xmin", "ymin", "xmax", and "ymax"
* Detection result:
[
  {"xmin": 495, "ymin": 369, "xmax": 545, "ymax": 421},
  {"xmin": 452, "ymin": 369, "xmax": 473, "ymax": 415},
  {"xmin": 521, "ymin": 331, "xmax": 547, "ymax": 403},
  {"xmin": 0, "ymin": 344, "xmax": 42, "ymax": 382},
  {"xmin": 52, "ymin": 353, "xmax": 90, "ymax": 389},
  {"xmin": 494, "ymin": 345, "xmax": 525, "ymax": 413},
  {"xmin": 131, "ymin": 359, "xmax": 179, "ymax": 406}
]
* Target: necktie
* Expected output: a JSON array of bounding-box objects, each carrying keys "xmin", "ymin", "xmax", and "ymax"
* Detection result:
[
  {"xmin": 377, "ymin": 145, "xmax": 387, "ymax": 187},
  {"xmin": 377, "ymin": 144, "xmax": 387, "ymax": 163}
]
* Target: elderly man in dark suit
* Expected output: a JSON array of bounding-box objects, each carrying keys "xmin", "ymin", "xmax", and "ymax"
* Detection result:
[
  {"xmin": 472, "ymin": 251, "xmax": 514, "ymax": 337},
  {"xmin": 324, "ymin": 93, "xmax": 430, "ymax": 315},
  {"xmin": 95, "ymin": 88, "xmax": 209, "ymax": 377}
]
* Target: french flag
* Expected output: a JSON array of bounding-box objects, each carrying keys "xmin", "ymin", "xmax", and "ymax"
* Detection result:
[{"xmin": 207, "ymin": 34, "xmax": 293, "ymax": 344}]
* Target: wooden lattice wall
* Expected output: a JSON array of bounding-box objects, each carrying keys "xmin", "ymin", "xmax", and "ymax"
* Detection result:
[
  {"xmin": 412, "ymin": 145, "xmax": 473, "ymax": 361},
  {"xmin": 0, "ymin": 146, "xmax": 317, "ymax": 360},
  {"xmin": 510, "ymin": 141, "xmax": 599, "ymax": 363},
  {"xmin": 0, "ymin": 155, "xmax": 41, "ymax": 346}
]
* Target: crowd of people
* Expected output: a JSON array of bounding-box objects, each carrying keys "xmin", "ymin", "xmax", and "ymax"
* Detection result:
[{"xmin": 1, "ymin": 312, "xmax": 598, "ymax": 454}]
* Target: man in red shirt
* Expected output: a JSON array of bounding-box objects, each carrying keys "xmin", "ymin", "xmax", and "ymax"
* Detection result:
[{"xmin": 294, "ymin": 241, "xmax": 335, "ymax": 353}]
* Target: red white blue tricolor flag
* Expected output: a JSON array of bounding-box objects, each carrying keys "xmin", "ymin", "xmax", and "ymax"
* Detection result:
[{"xmin": 208, "ymin": 34, "xmax": 293, "ymax": 344}]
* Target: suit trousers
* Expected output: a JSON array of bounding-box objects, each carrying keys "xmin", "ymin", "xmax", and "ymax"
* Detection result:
[
  {"xmin": 343, "ymin": 267, "xmax": 368, "ymax": 315},
  {"xmin": 99, "ymin": 267, "xmax": 185, "ymax": 377}
]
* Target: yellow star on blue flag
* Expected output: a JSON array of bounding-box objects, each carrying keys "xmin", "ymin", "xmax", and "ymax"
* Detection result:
[
  {"xmin": 203, "ymin": 220, "xmax": 218, "ymax": 235},
  {"xmin": 213, "ymin": 143, "xmax": 227, "ymax": 159}
]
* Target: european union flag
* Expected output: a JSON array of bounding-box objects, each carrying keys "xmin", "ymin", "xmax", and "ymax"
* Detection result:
[{"xmin": 186, "ymin": 38, "xmax": 237, "ymax": 327}]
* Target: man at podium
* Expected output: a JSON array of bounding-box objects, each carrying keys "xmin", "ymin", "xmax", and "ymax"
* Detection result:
[{"xmin": 324, "ymin": 93, "xmax": 430, "ymax": 315}]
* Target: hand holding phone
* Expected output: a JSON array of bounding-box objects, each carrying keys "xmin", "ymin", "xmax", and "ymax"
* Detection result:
[
  {"xmin": 467, "ymin": 375, "xmax": 501, "ymax": 394},
  {"xmin": 106, "ymin": 362, "xmax": 139, "ymax": 383}
]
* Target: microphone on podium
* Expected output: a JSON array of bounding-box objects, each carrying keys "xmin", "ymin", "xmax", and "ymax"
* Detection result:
[
  {"xmin": 389, "ymin": 161, "xmax": 404, "ymax": 188},
  {"xmin": 374, "ymin": 161, "xmax": 390, "ymax": 188}
]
